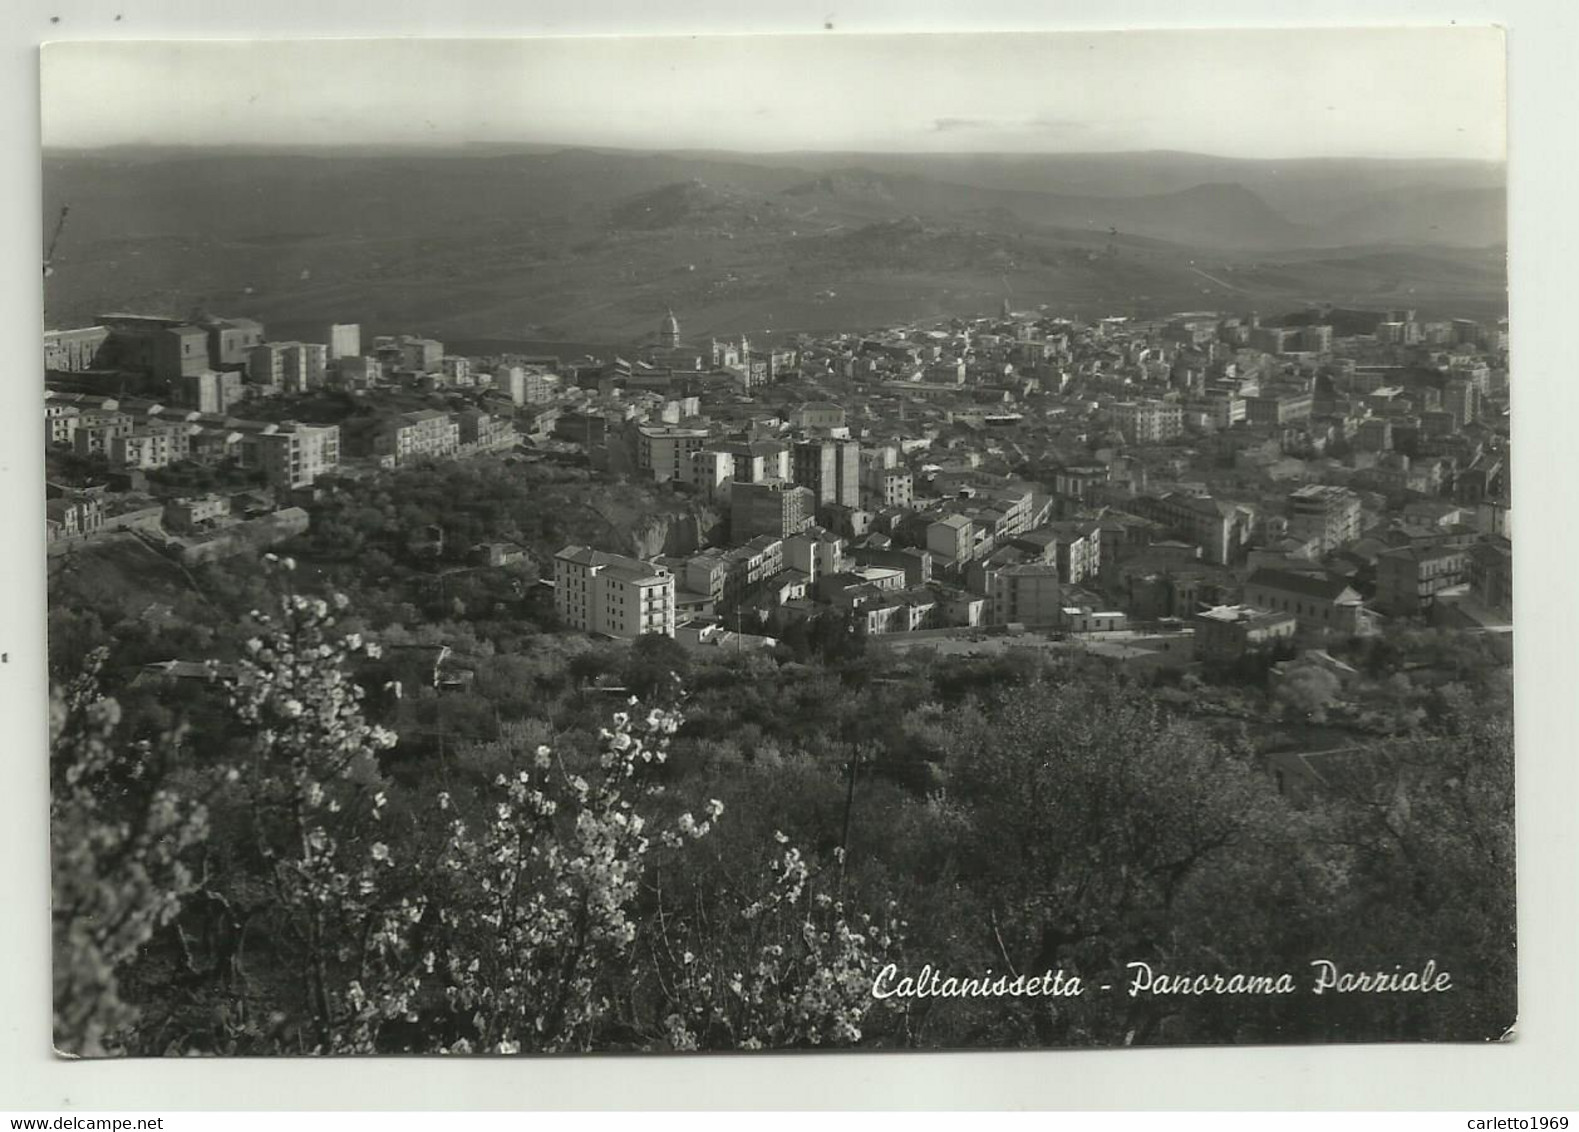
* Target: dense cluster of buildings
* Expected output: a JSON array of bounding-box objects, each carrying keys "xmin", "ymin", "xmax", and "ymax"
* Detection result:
[
  {"xmin": 46, "ymin": 301, "xmax": 1512, "ymax": 662},
  {"xmin": 42, "ymin": 313, "xmax": 559, "ymax": 556},
  {"xmin": 43, "ymin": 316, "xmax": 553, "ymax": 504},
  {"xmin": 47, "ymin": 389, "xmax": 343, "ymax": 489},
  {"xmin": 539, "ymin": 305, "xmax": 1511, "ymax": 653}
]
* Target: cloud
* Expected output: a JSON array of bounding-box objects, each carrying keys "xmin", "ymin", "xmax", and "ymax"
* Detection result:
[
  {"xmin": 929, "ymin": 115, "xmax": 1092, "ymax": 135},
  {"xmin": 930, "ymin": 116, "xmax": 992, "ymax": 133}
]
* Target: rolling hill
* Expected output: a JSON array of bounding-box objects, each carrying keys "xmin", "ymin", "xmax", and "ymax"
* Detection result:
[
  {"xmin": 1318, "ymin": 186, "xmax": 1507, "ymax": 247},
  {"xmin": 41, "ymin": 145, "xmax": 1508, "ymax": 343}
]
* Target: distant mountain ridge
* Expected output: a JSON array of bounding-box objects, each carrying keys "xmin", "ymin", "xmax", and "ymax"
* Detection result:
[
  {"xmin": 1321, "ymin": 186, "xmax": 1507, "ymax": 247},
  {"xmin": 45, "ymin": 143, "xmax": 1506, "ymax": 249},
  {"xmin": 41, "ymin": 143, "xmax": 1507, "ymax": 340}
]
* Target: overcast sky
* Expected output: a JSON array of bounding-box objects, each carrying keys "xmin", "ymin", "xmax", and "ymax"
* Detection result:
[{"xmin": 41, "ymin": 29, "xmax": 1505, "ymax": 160}]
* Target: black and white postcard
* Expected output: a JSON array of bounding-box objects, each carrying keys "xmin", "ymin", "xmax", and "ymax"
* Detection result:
[{"xmin": 40, "ymin": 28, "xmax": 1514, "ymax": 1057}]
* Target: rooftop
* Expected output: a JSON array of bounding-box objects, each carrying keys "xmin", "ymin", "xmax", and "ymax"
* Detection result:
[
  {"xmin": 1290, "ymin": 483, "xmax": 1358, "ymax": 501},
  {"xmin": 556, "ymin": 545, "xmax": 670, "ymax": 583},
  {"xmin": 1198, "ymin": 604, "xmax": 1297, "ymax": 627},
  {"xmin": 1377, "ymin": 543, "xmax": 1471, "ymax": 564},
  {"xmin": 1245, "ymin": 567, "xmax": 1359, "ymax": 603},
  {"xmin": 399, "ymin": 409, "xmax": 452, "ymax": 423},
  {"xmin": 999, "ymin": 563, "xmax": 1062, "ymax": 578}
]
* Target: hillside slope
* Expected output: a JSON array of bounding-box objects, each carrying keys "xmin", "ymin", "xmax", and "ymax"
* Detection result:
[{"xmin": 41, "ymin": 145, "xmax": 1509, "ymax": 339}]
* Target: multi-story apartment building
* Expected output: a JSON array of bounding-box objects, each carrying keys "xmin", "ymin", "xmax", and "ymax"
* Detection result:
[
  {"xmin": 988, "ymin": 563, "xmax": 1064, "ymax": 625},
  {"xmin": 71, "ymin": 411, "xmax": 136, "ymax": 457},
  {"xmin": 495, "ymin": 365, "xmax": 555, "ymax": 406},
  {"xmin": 173, "ymin": 372, "xmax": 221, "ymax": 415},
  {"xmin": 861, "ymin": 465, "xmax": 914, "ymax": 510},
  {"xmin": 247, "ymin": 423, "xmax": 341, "ymax": 489},
  {"xmin": 1468, "ymin": 539, "xmax": 1513, "ymax": 617},
  {"xmin": 790, "ymin": 402, "xmax": 846, "ymax": 431},
  {"xmin": 711, "ymin": 439, "xmax": 790, "ymax": 484},
  {"xmin": 374, "ymin": 409, "xmax": 460, "ymax": 466},
  {"xmin": 1194, "ymin": 605, "xmax": 1298, "ymax": 665},
  {"xmin": 1448, "ymin": 360, "xmax": 1492, "ymax": 396},
  {"xmin": 247, "ymin": 342, "xmax": 288, "ymax": 390},
  {"xmin": 1111, "ymin": 399, "xmax": 1184, "ymax": 443},
  {"xmin": 498, "ymin": 366, "xmax": 527, "ymax": 405},
  {"xmin": 111, "ymin": 423, "xmax": 193, "ymax": 470},
  {"xmin": 1245, "ymin": 391, "xmax": 1314, "ymax": 427},
  {"xmin": 1300, "ymin": 325, "xmax": 1334, "ymax": 353},
  {"xmin": 783, "ymin": 527, "xmax": 844, "ymax": 583},
  {"xmin": 456, "ymin": 410, "xmax": 517, "ymax": 453},
  {"xmin": 1164, "ymin": 316, "xmax": 1220, "ymax": 348},
  {"xmin": 1249, "ymin": 326, "xmax": 1293, "ymax": 354},
  {"xmin": 282, "ymin": 342, "xmax": 328, "ymax": 393},
  {"xmin": 45, "ymin": 404, "xmax": 80, "ymax": 447},
  {"xmin": 1287, "ymin": 484, "xmax": 1363, "ymax": 553},
  {"xmin": 273, "ymin": 343, "xmax": 308, "ymax": 392},
  {"xmin": 44, "ymin": 326, "xmax": 111, "ymax": 372},
  {"xmin": 990, "ymin": 493, "xmax": 1034, "ymax": 543},
  {"xmin": 399, "ymin": 337, "xmax": 445, "ymax": 373},
  {"xmin": 163, "ymin": 325, "xmax": 219, "ymax": 379},
  {"xmin": 327, "ymin": 323, "xmax": 362, "ymax": 361},
  {"xmin": 925, "ymin": 513, "xmax": 975, "ymax": 565},
  {"xmin": 732, "ymin": 535, "xmax": 785, "ymax": 588},
  {"xmin": 1052, "ymin": 464, "xmax": 1111, "ymax": 502},
  {"xmin": 198, "ymin": 316, "xmax": 266, "ymax": 369},
  {"xmin": 1443, "ymin": 379, "xmax": 1480, "ymax": 429},
  {"xmin": 1126, "ymin": 492, "xmax": 1246, "ymax": 565},
  {"xmin": 925, "ymin": 358, "xmax": 967, "ymax": 385},
  {"xmin": 517, "ymin": 403, "xmax": 560, "ymax": 441},
  {"xmin": 522, "ymin": 368, "xmax": 556, "ymax": 405},
  {"xmin": 440, "ymin": 356, "xmax": 472, "ymax": 386},
  {"xmin": 860, "ymin": 445, "xmax": 898, "ymax": 474},
  {"xmin": 637, "ymin": 425, "xmax": 711, "ymax": 484},
  {"xmin": 173, "ymin": 370, "xmax": 245, "ymax": 415},
  {"xmin": 1194, "ymin": 390, "xmax": 1247, "ymax": 429},
  {"xmin": 163, "ymin": 494, "xmax": 231, "ymax": 533},
  {"xmin": 681, "ymin": 550, "xmax": 736, "ymax": 611},
  {"xmin": 690, "ymin": 449, "xmax": 735, "ymax": 499},
  {"xmin": 334, "ymin": 356, "xmax": 382, "ymax": 388},
  {"xmin": 1374, "ymin": 545, "xmax": 1471, "ymax": 617},
  {"xmin": 97, "ymin": 315, "xmax": 211, "ymax": 380},
  {"xmin": 554, "ymin": 546, "xmax": 676, "ymax": 639},
  {"xmin": 730, "ymin": 479, "xmax": 815, "ymax": 542},
  {"xmin": 792, "ymin": 439, "xmax": 860, "ymax": 508},
  {"xmin": 1355, "ymin": 417, "xmax": 1393, "ymax": 452},
  {"xmin": 1019, "ymin": 521, "xmax": 1102, "ymax": 585},
  {"xmin": 45, "ymin": 492, "xmax": 104, "ymax": 542}
]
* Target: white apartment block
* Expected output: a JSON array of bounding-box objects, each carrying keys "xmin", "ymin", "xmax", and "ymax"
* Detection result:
[
  {"xmin": 375, "ymin": 410, "xmax": 460, "ymax": 466},
  {"xmin": 637, "ymin": 425, "xmax": 711, "ymax": 484},
  {"xmin": 112, "ymin": 424, "xmax": 192, "ymax": 470},
  {"xmin": 1111, "ymin": 399, "xmax": 1184, "ymax": 443},
  {"xmin": 252, "ymin": 423, "xmax": 341, "ymax": 489},
  {"xmin": 328, "ymin": 323, "xmax": 362, "ymax": 360},
  {"xmin": 1288, "ymin": 484, "xmax": 1362, "ymax": 553},
  {"xmin": 690, "ymin": 449, "xmax": 735, "ymax": 499},
  {"xmin": 554, "ymin": 546, "xmax": 677, "ymax": 639}
]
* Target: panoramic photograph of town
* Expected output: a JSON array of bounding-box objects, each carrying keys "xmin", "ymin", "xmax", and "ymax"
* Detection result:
[{"xmin": 41, "ymin": 30, "xmax": 1513, "ymax": 1057}]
